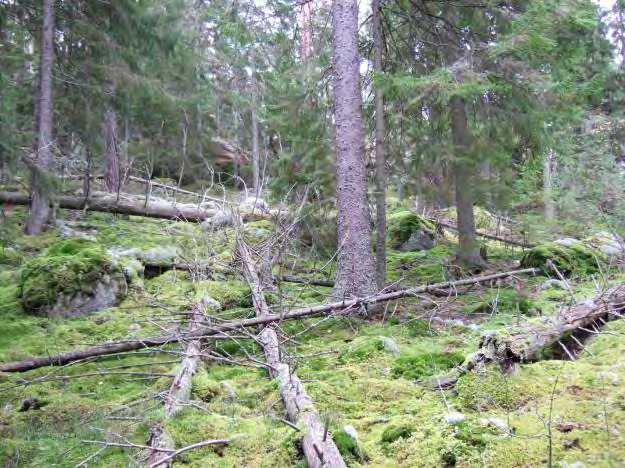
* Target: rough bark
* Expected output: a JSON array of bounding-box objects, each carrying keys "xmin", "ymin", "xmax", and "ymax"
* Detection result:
[
  {"xmin": 372, "ymin": 0, "xmax": 387, "ymax": 289},
  {"xmin": 26, "ymin": 0, "xmax": 55, "ymax": 235},
  {"xmin": 236, "ymin": 235, "xmax": 347, "ymax": 468},
  {"xmin": 148, "ymin": 298, "xmax": 217, "ymax": 468},
  {"xmin": 450, "ymin": 95, "xmax": 483, "ymax": 268},
  {"xmin": 429, "ymin": 285, "xmax": 625, "ymax": 389},
  {"xmin": 299, "ymin": 1, "xmax": 313, "ymax": 60},
  {"xmin": 0, "ymin": 268, "xmax": 538, "ymax": 373},
  {"xmin": 331, "ymin": 0, "xmax": 378, "ymax": 299},
  {"xmin": 104, "ymin": 85, "xmax": 120, "ymax": 193}
]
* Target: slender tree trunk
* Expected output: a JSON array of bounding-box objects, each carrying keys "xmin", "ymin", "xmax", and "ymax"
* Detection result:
[
  {"xmin": 372, "ymin": 0, "xmax": 387, "ymax": 289},
  {"xmin": 299, "ymin": 1, "xmax": 313, "ymax": 60},
  {"xmin": 104, "ymin": 86, "xmax": 120, "ymax": 194},
  {"xmin": 331, "ymin": 0, "xmax": 378, "ymax": 298},
  {"xmin": 26, "ymin": 0, "xmax": 55, "ymax": 235},
  {"xmin": 252, "ymin": 108, "xmax": 261, "ymax": 196},
  {"xmin": 544, "ymin": 149, "xmax": 555, "ymax": 222},
  {"xmin": 450, "ymin": 95, "xmax": 482, "ymax": 268}
]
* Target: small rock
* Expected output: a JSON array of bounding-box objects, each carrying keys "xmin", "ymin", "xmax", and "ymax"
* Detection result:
[
  {"xmin": 399, "ymin": 230, "xmax": 436, "ymax": 252},
  {"xmin": 540, "ymin": 279, "xmax": 571, "ymax": 291},
  {"xmin": 553, "ymin": 238, "xmax": 581, "ymax": 247},
  {"xmin": 480, "ymin": 417, "xmax": 508, "ymax": 432},
  {"xmin": 128, "ymin": 323, "xmax": 142, "ymax": 332},
  {"xmin": 343, "ymin": 425, "xmax": 359, "ymax": 440},
  {"xmin": 444, "ymin": 412, "xmax": 465, "ymax": 424},
  {"xmin": 241, "ymin": 196, "xmax": 270, "ymax": 213},
  {"xmin": 201, "ymin": 296, "xmax": 222, "ymax": 312},
  {"xmin": 596, "ymin": 371, "xmax": 621, "ymax": 385},
  {"xmin": 561, "ymin": 462, "xmax": 585, "ymax": 468},
  {"xmin": 379, "ymin": 336, "xmax": 400, "ymax": 356}
]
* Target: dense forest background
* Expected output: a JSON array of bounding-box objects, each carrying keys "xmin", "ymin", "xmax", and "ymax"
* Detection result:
[{"xmin": 1, "ymin": 1, "xmax": 625, "ymax": 467}]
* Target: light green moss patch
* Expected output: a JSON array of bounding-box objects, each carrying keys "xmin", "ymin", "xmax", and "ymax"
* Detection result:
[
  {"xmin": 387, "ymin": 211, "xmax": 436, "ymax": 249},
  {"xmin": 521, "ymin": 242, "xmax": 607, "ymax": 276}
]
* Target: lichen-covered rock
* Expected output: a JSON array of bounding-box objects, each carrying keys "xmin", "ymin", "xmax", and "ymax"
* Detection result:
[
  {"xmin": 19, "ymin": 239, "xmax": 126, "ymax": 317},
  {"xmin": 520, "ymin": 242, "xmax": 607, "ymax": 276},
  {"xmin": 387, "ymin": 211, "xmax": 437, "ymax": 251},
  {"xmin": 553, "ymin": 237, "xmax": 581, "ymax": 248},
  {"xmin": 585, "ymin": 231, "xmax": 625, "ymax": 258}
]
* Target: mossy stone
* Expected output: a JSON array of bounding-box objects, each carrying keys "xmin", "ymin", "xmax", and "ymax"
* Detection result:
[
  {"xmin": 520, "ymin": 242, "xmax": 607, "ymax": 276},
  {"xmin": 387, "ymin": 211, "xmax": 436, "ymax": 249},
  {"xmin": 19, "ymin": 239, "xmax": 125, "ymax": 317}
]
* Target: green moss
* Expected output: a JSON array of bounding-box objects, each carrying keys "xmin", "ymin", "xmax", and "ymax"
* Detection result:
[
  {"xmin": 465, "ymin": 289, "xmax": 540, "ymax": 315},
  {"xmin": 194, "ymin": 280, "xmax": 252, "ymax": 308},
  {"xmin": 455, "ymin": 369, "xmax": 527, "ymax": 411},
  {"xmin": 392, "ymin": 351, "xmax": 465, "ymax": 380},
  {"xmin": 19, "ymin": 239, "xmax": 123, "ymax": 313},
  {"xmin": 0, "ymin": 247, "xmax": 23, "ymax": 266},
  {"xmin": 339, "ymin": 336, "xmax": 400, "ymax": 363},
  {"xmin": 521, "ymin": 242, "xmax": 607, "ymax": 276},
  {"xmin": 192, "ymin": 369, "xmax": 223, "ymax": 402},
  {"xmin": 387, "ymin": 211, "xmax": 436, "ymax": 249},
  {"xmin": 380, "ymin": 423, "xmax": 413, "ymax": 445},
  {"xmin": 333, "ymin": 429, "xmax": 367, "ymax": 462}
]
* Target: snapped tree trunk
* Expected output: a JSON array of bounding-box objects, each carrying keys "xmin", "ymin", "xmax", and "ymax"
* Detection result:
[
  {"xmin": 26, "ymin": 0, "xmax": 55, "ymax": 235},
  {"xmin": 331, "ymin": 0, "xmax": 378, "ymax": 299},
  {"xmin": 236, "ymin": 235, "xmax": 347, "ymax": 468},
  {"xmin": 450, "ymin": 95, "xmax": 482, "ymax": 268},
  {"xmin": 372, "ymin": 0, "xmax": 387, "ymax": 289},
  {"xmin": 148, "ymin": 297, "xmax": 218, "ymax": 468}
]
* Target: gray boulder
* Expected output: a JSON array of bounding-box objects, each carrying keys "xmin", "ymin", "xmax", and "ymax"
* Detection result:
[{"xmin": 399, "ymin": 230, "xmax": 436, "ymax": 252}]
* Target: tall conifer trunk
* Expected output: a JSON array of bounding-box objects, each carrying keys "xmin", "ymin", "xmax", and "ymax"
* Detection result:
[
  {"xmin": 372, "ymin": 0, "xmax": 387, "ymax": 288},
  {"xmin": 331, "ymin": 0, "xmax": 377, "ymax": 299},
  {"xmin": 26, "ymin": 0, "xmax": 55, "ymax": 235},
  {"xmin": 104, "ymin": 86, "xmax": 120, "ymax": 194},
  {"xmin": 450, "ymin": 95, "xmax": 482, "ymax": 268}
]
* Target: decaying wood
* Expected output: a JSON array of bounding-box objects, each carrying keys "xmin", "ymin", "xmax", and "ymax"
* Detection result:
[
  {"xmin": 0, "ymin": 191, "xmax": 216, "ymax": 222},
  {"xmin": 148, "ymin": 297, "xmax": 218, "ymax": 468},
  {"xmin": 236, "ymin": 235, "xmax": 347, "ymax": 468},
  {"xmin": 430, "ymin": 284, "xmax": 625, "ymax": 389},
  {"xmin": 0, "ymin": 268, "xmax": 538, "ymax": 373}
]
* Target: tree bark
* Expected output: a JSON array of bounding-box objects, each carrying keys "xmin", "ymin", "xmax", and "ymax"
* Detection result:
[
  {"xmin": 450, "ymin": 95, "xmax": 482, "ymax": 268},
  {"xmin": 26, "ymin": 0, "xmax": 55, "ymax": 235},
  {"xmin": 544, "ymin": 149, "xmax": 555, "ymax": 222},
  {"xmin": 331, "ymin": 0, "xmax": 378, "ymax": 299},
  {"xmin": 104, "ymin": 86, "xmax": 120, "ymax": 194},
  {"xmin": 0, "ymin": 268, "xmax": 538, "ymax": 373},
  {"xmin": 299, "ymin": 1, "xmax": 313, "ymax": 60},
  {"xmin": 236, "ymin": 236, "xmax": 347, "ymax": 468},
  {"xmin": 372, "ymin": 0, "xmax": 387, "ymax": 289}
]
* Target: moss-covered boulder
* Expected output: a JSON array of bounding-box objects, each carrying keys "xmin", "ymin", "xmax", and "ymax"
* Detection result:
[
  {"xmin": 584, "ymin": 231, "xmax": 625, "ymax": 258},
  {"xmin": 19, "ymin": 239, "xmax": 126, "ymax": 317},
  {"xmin": 387, "ymin": 211, "xmax": 437, "ymax": 251},
  {"xmin": 520, "ymin": 242, "xmax": 607, "ymax": 276}
]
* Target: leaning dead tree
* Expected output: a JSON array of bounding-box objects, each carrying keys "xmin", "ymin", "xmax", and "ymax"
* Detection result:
[
  {"xmin": 148, "ymin": 297, "xmax": 220, "ymax": 468},
  {"xmin": 0, "ymin": 268, "xmax": 538, "ymax": 373},
  {"xmin": 430, "ymin": 284, "xmax": 625, "ymax": 389},
  {"xmin": 236, "ymin": 235, "xmax": 347, "ymax": 468}
]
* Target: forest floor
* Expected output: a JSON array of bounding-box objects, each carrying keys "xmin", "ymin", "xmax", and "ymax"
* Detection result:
[{"xmin": 0, "ymin": 184, "xmax": 624, "ymax": 467}]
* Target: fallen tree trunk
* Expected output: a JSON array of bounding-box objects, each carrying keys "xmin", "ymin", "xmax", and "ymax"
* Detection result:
[
  {"xmin": 148, "ymin": 297, "xmax": 219, "ymax": 468},
  {"xmin": 236, "ymin": 235, "xmax": 346, "ymax": 468},
  {"xmin": 429, "ymin": 284, "xmax": 625, "ymax": 389},
  {"xmin": 0, "ymin": 268, "xmax": 538, "ymax": 373},
  {"xmin": 0, "ymin": 192, "xmax": 216, "ymax": 222},
  {"xmin": 426, "ymin": 217, "xmax": 536, "ymax": 248}
]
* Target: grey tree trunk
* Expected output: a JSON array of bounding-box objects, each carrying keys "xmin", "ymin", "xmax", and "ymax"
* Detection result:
[
  {"xmin": 372, "ymin": 0, "xmax": 387, "ymax": 289},
  {"xmin": 450, "ymin": 95, "xmax": 483, "ymax": 268},
  {"xmin": 299, "ymin": 1, "xmax": 313, "ymax": 60},
  {"xmin": 26, "ymin": 0, "xmax": 55, "ymax": 235},
  {"xmin": 331, "ymin": 0, "xmax": 378, "ymax": 298},
  {"xmin": 251, "ymin": 57, "xmax": 261, "ymax": 196},
  {"xmin": 544, "ymin": 149, "xmax": 555, "ymax": 222},
  {"xmin": 104, "ymin": 87, "xmax": 120, "ymax": 194}
]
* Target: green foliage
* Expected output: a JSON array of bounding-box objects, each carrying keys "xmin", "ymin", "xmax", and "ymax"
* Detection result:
[
  {"xmin": 19, "ymin": 239, "xmax": 122, "ymax": 313},
  {"xmin": 333, "ymin": 429, "xmax": 367, "ymax": 462}
]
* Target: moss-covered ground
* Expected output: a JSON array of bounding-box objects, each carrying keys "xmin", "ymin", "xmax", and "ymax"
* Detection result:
[{"xmin": 0, "ymin": 205, "xmax": 623, "ymax": 467}]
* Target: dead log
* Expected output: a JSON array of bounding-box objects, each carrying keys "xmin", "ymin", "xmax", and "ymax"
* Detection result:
[
  {"xmin": 0, "ymin": 191, "xmax": 216, "ymax": 222},
  {"xmin": 0, "ymin": 268, "xmax": 538, "ymax": 373},
  {"xmin": 236, "ymin": 235, "xmax": 346, "ymax": 468},
  {"xmin": 429, "ymin": 284, "xmax": 625, "ymax": 388},
  {"xmin": 148, "ymin": 297, "xmax": 219, "ymax": 468},
  {"xmin": 426, "ymin": 217, "xmax": 536, "ymax": 248}
]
